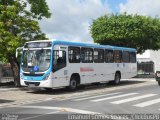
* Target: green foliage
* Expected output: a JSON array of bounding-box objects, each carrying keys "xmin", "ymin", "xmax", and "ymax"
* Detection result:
[
  {"xmin": 0, "ymin": 0, "xmax": 51, "ymax": 63},
  {"xmin": 27, "ymin": 0, "xmax": 51, "ymax": 19},
  {"xmin": 90, "ymin": 14, "xmax": 160, "ymax": 53}
]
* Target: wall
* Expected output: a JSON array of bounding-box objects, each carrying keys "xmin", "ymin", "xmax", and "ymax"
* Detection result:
[{"xmin": 137, "ymin": 50, "xmax": 160, "ymax": 73}]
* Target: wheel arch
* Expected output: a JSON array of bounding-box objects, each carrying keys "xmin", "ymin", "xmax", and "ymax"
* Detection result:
[
  {"xmin": 70, "ymin": 73, "xmax": 81, "ymax": 85},
  {"xmin": 115, "ymin": 71, "xmax": 121, "ymax": 79}
]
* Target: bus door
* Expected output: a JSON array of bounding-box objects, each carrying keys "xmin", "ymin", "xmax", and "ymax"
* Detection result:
[{"xmin": 52, "ymin": 45, "xmax": 68, "ymax": 87}]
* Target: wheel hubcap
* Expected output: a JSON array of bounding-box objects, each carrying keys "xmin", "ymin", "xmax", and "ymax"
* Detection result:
[
  {"xmin": 115, "ymin": 75, "xmax": 120, "ymax": 84},
  {"xmin": 71, "ymin": 80, "xmax": 76, "ymax": 89}
]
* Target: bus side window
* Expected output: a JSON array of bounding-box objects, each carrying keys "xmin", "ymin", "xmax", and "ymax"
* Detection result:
[
  {"xmin": 114, "ymin": 50, "xmax": 122, "ymax": 63},
  {"xmin": 53, "ymin": 50, "xmax": 66, "ymax": 72},
  {"xmin": 105, "ymin": 49, "xmax": 114, "ymax": 63},
  {"xmin": 122, "ymin": 51, "xmax": 130, "ymax": 63},
  {"xmin": 94, "ymin": 49, "xmax": 104, "ymax": 63},
  {"xmin": 130, "ymin": 52, "xmax": 136, "ymax": 63},
  {"xmin": 81, "ymin": 47, "xmax": 93, "ymax": 63},
  {"xmin": 68, "ymin": 46, "xmax": 80, "ymax": 63}
]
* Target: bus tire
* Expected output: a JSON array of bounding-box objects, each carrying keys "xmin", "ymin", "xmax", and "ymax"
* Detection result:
[
  {"xmin": 114, "ymin": 72, "xmax": 121, "ymax": 85},
  {"xmin": 69, "ymin": 76, "xmax": 78, "ymax": 91}
]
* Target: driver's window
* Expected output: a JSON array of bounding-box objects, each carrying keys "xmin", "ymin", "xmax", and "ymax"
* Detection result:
[{"xmin": 53, "ymin": 50, "xmax": 66, "ymax": 72}]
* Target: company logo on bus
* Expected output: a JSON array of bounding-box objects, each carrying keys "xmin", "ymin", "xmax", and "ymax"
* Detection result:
[{"xmin": 80, "ymin": 67, "xmax": 94, "ymax": 72}]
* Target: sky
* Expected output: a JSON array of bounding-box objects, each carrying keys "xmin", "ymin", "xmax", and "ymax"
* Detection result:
[{"xmin": 39, "ymin": 0, "xmax": 160, "ymax": 43}]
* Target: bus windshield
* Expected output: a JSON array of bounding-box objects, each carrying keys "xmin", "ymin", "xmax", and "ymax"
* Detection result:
[{"xmin": 21, "ymin": 49, "xmax": 51, "ymax": 72}]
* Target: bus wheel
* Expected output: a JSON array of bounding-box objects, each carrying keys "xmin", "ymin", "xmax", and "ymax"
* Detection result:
[
  {"xmin": 114, "ymin": 72, "xmax": 121, "ymax": 85},
  {"xmin": 69, "ymin": 76, "xmax": 78, "ymax": 91}
]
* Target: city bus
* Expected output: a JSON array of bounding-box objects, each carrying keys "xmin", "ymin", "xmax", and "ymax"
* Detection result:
[{"xmin": 20, "ymin": 40, "xmax": 137, "ymax": 90}]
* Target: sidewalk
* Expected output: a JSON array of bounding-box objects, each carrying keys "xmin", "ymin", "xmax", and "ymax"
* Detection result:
[{"xmin": 0, "ymin": 88, "xmax": 19, "ymax": 92}]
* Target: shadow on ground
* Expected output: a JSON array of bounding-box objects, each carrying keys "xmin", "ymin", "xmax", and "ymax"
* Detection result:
[
  {"xmin": 0, "ymin": 82, "xmax": 15, "ymax": 88},
  {"xmin": 0, "ymin": 99, "xmax": 14, "ymax": 104},
  {"xmin": 25, "ymin": 79, "xmax": 146, "ymax": 95}
]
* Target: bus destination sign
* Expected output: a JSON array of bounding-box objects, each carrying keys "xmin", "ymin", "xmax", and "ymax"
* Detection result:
[{"xmin": 24, "ymin": 42, "xmax": 52, "ymax": 48}]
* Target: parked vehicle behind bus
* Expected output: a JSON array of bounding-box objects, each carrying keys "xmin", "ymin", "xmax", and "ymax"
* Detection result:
[
  {"xmin": 155, "ymin": 71, "xmax": 160, "ymax": 86},
  {"xmin": 20, "ymin": 40, "xmax": 137, "ymax": 90}
]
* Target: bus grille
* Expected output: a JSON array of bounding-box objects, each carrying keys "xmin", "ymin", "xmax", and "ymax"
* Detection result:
[
  {"xmin": 24, "ymin": 81, "xmax": 40, "ymax": 86},
  {"xmin": 23, "ymin": 73, "xmax": 44, "ymax": 77}
]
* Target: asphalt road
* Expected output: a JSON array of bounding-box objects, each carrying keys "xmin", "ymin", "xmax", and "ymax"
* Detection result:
[{"xmin": 0, "ymin": 79, "xmax": 160, "ymax": 120}]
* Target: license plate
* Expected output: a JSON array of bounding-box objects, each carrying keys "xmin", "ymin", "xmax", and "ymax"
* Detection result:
[{"xmin": 29, "ymin": 84, "xmax": 35, "ymax": 87}]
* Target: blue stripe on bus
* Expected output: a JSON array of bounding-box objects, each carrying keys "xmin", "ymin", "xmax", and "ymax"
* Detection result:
[
  {"xmin": 22, "ymin": 69, "xmax": 51, "ymax": 81},
  {"xmin": 51, "ymin": 40, "xmax": 136, "ymax": 52}
]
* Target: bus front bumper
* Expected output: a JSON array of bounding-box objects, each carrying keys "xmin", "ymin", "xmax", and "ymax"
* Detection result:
[{"xmin": 20, "ymin": 79, "xmax": 52, "ymax": 88}]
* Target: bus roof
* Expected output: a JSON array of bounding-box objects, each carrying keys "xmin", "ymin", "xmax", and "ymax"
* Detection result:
[{"xmin": 26, "ymin": 39, "xmax": 136, "ymax": 52}]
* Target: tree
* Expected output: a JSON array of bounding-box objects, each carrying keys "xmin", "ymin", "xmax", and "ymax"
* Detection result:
[
  {"xmin": 90, "ymin": 14, "xmax": 160, "ymax": 53},
  {"xmin": 0, "ymin": 0, "xmax": 51, "ymax": 86}
]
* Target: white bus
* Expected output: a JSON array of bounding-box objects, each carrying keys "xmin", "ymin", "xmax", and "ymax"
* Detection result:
[{"xmin": 20, "ymin": 40, "xmax": 137, "ymax": 90}]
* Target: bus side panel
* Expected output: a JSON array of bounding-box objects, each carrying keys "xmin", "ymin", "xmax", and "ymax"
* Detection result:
[
  {"xmin": 121, "ymin": 63, "xmax": 137, "ymax": 79},
  {"xmin": 130, "ymin": 63, "xmax": 137, "ymax": 78},
  {"xmin": 51, "ymin": 60, "xmax": 137, "ymax": 88},
  {"xmin": 101, "ymin": 63, "xmax": 115, "ymax": 82},
  {"xmin": 52, "ymin": 68, "xmax": 70, "ymax": 87},
  {"xmin": 67, "ymin": 63, "xmax": 116, "ymax": 84}
]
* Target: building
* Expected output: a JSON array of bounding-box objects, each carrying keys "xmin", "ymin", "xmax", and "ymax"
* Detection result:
[{"xmin": 137, "ymin": 50, "xmax": 160, "ymax": 77}]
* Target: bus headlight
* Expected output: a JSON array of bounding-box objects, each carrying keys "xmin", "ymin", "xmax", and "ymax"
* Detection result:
[{"xmin": 43, "ymin": 73, "xmax": 50, "ymax": 81}]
